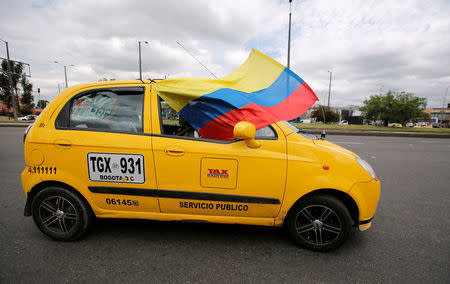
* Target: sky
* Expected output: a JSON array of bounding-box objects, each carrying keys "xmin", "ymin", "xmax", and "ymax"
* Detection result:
[{"xmin": 1, "ymin": 0, "xmax": 449, "ymax": 107}]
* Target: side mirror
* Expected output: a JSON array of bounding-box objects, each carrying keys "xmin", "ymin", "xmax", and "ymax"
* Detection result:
[{"xmin": 233, "ymin": 121, "xmax": 261, "ymax": 149}]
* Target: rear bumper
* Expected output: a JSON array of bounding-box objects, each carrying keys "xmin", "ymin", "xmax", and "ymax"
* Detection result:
[
  {"xmin": 24, "ymin": 192, "xmax": 32, "ymax": 216},
  {"xmin": 21, "ymin": 167, "xmax": 40, "ymax": 217}
]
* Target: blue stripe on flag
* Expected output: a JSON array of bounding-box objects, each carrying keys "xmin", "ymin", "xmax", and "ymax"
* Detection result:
[{"xmin": 179, "ymin": 68, "xmax": 304, "ymax": 130}]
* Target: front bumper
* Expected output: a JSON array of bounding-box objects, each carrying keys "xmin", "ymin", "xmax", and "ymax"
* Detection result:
[
  {"xmin": 348, "ymin": 179, "xmax": 381, "ymax": 230},
  {"xmin": 358, "ymin": 218, "xmax": 373, "ymax": 231}
]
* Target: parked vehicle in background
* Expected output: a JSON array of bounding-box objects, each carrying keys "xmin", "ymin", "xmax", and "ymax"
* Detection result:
[
  {"xmin": 300, "ymin": 119, "xmax": 312, "ymax": 123},
  {"xmin": 369, "ymin": 120, "xmax": 383, "ymax": 126},
  {"xmin": 18, "ymin": 115, "xmax": 37, "ymax": 121},
  {"xmin": 414, "ymin": 122, "xmax": 432, "ymax": 128},
  {"xmin": 388, "ymin": 123, "xmax": 403, "ymax": 127},
  {"xmin": 339, "ymin": 120, "xmax": 348, "ymax": 125},
  {"xmin": 405, "ymin": 122, "xmax": 414, "ymax": 127}
]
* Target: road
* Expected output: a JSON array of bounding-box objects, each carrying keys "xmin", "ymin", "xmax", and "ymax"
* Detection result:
[{"xmin": 0, "ymin": 127, "xmax": 449, "ymax": 283}]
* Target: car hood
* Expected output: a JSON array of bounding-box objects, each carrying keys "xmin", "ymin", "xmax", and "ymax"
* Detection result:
[{"xmin": 312, "ymin": 139, "xmax": 359, "ymax": 159}]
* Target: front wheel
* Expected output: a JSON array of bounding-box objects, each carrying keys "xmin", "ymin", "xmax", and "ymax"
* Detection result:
[
  {"xmin": 287, "ymin": 195, "xmax": 353, "ymax": 252},
  {"xmin": 31, "ymin": 187, "xmax": 93, "ymax": 241}
]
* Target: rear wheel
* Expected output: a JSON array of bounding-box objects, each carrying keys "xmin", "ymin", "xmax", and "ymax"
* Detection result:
[
  {"xmin": 287, "ymin": 195, "xmax": 353, "ymax": 252},
  {"xmin": 31, "ymin": 187, "xmax": 93, "ymax": 241}
]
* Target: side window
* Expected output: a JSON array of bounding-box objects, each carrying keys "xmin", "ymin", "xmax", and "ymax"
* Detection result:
[
  {"xmin": 159, "ymin": 98, "xmax": 199, "ymax": 138},
  {"xmin": 158, "ymin": 97, "xmax": 276, "ymax": 140},
  {"xmin": 57, "ymin": 88, "xmax": 144, "ymax": 133}
]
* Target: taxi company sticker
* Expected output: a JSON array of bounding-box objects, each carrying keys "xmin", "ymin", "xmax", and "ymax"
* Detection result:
[
  {"xmin": 207, "ymin": 169, "xmax": 229, "ymax": 178},
  {"xmin": 87, "ymin": 153, "xmax": 145, "ymax": 184}
]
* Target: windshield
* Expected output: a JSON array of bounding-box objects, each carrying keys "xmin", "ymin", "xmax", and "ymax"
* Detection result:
[
  {"xmin": 281, "ymin": 121, "xmax": 318, "ymax": 140},
  {"xmin": 281, "ymin": 121, "xmax": 300, "ymax": 132}
]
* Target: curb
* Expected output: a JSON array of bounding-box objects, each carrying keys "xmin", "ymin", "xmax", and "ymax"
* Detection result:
[
  {"xmin": 0, "ymin": 123, "xmax": 32, "ymax": 127},
  {"xmin": 302, "ymin": 129, "xmax": 450, "ymax": 139}
]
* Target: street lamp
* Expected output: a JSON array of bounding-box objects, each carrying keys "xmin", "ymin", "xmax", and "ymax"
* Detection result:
[
  {"xmin": 138, "ymin": 41, "xmax": 149, "ymax": 80},
  {"xmin": 327, "ymin": 70, "xmax": 332, "ymax": 107},
  {"xmin": 444, "ymin": 86, "xmax": 450, "ymax": 108},
  {"xmin": 54, "ymin": 61, "xmax": 74, "ymax": 88},
  {"xmin": 0, "ymin": 37, "xmax": 18, "ymax": 120},
  {"xmin": 287, "ymin": 0, "xmax": 293, "ymax": 69}
]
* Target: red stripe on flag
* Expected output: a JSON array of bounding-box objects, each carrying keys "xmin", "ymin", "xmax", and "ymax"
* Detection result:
[{"xmin": 198, "ymin": 82, "xmax": 318, "ymax": 140}]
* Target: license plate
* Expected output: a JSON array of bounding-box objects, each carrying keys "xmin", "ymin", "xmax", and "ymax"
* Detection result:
[{"xmin": 87, "ymin": 153, "xmax": 145, "ymax": 184}]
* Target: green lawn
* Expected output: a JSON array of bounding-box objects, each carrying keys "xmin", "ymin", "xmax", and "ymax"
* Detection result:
[
  {"xmin": 0, "ymin": 116, "xmax": 31, "ymax": 122},
  {"xmin": 291, "ymin": 123, "xmax": 450, "ymax": 133}
]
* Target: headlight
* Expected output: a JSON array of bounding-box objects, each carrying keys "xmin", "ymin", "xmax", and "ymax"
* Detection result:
[{"xmin": 356, "ymin": 157, "xmax": 377, "ymax": 180}]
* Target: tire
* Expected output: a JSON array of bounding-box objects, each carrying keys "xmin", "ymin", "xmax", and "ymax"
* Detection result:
[
  {"xmin": 31, "ymin": 187, "xmax": 94, "ymax": 241},
  {"xmin": 286, "ymin": 194, "xmax": 353, "ymax": 252}
]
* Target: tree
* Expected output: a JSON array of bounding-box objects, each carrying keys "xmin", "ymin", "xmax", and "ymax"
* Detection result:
[
  {"xmin": 20, "ymin": 76, "xmax": 34, "ymax": 112},
  {"xmin": 311, "ymin": 106, "xmax": 339, "ymax": 123},
  {"xmin": 0, "ymin": 59, "xmax": 33, "ymax": 115},
  {"xmin": 360, "ymin": 91, "xmax": 427, "ymax": 126},
  {"xmin": 37, "ymin": 99, "xmax": 49, "ymax": 109},
  {"xmin": 0, "ymin": 59, "xmax": 23, "ymax": 111},
  {"xmin": 21, "ymin": 104, "xmax": 33, "ymax": 115}
]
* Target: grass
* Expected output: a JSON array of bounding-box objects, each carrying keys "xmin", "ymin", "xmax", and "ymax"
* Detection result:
[
  {"xmin": 291, "ymin": 123, "xmax": 450, "ymax": 133},
  {"xmin": 0, "ymin": 116, "xmax": 31, "ymax": 122}
]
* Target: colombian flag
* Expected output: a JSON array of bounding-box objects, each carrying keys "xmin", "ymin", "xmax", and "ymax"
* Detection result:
[{"xmin": 154, "ymin": 49, "xmax": 318, "ymax": 140}]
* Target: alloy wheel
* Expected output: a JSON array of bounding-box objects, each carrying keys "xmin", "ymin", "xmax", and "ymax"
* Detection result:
[
  {"xmin": 39, "ymin": 196, "xmax": 78, "ymax": 234},
  {"xmin": 295, "ymin": 205, "xmax": 342, "ymax": 245}
]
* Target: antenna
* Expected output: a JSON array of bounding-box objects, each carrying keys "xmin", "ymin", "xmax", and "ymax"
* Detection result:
[{"xmin": 176, "ymin": 41, "xmax": 218, "ymax": 79}]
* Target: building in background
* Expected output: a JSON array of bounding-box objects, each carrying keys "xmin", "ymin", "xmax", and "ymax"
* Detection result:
[{"xmin": 425, "ymin": 104, "xmax": 450, "ymax": 128}]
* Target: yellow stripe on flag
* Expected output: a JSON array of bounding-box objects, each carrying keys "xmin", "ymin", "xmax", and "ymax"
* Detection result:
[{"xmin": 153, "ymin": 49, "xmax": 285, "ymax": 111}]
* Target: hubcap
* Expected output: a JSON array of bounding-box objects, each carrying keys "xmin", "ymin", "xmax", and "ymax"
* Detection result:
[
  {"xmin": 295, "ymin": 205, "xmax": 342, "ymax": 245},
  {"xmin": 39, "ymin": 196, "xmax": 78, "ymax": 234}
]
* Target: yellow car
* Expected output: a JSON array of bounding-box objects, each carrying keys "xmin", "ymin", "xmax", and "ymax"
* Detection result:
[
  {"xmin": 414, "ymin": 122, "xmax": 433, "ymax": 128},
  {"xmin": 21, "ymin": 80, "xmax": 380, "ymax": 251}
]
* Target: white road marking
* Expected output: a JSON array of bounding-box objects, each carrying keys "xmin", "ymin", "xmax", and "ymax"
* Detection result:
[
  {"xmin": 420, "ymin": 140, "xmax": 450, "ymax": 143},
  {"xmin": 332, "ymin": 142, "xmax": 365, "ymax": 145}
]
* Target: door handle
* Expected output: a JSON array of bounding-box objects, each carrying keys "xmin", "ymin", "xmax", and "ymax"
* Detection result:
[
  {"xmin": 164, "ymin": 146, "xmax": 184, "ymax": 156},
  {"xmin": 54, "ymin": 139, "xmax": 72, "ymax": 148}
]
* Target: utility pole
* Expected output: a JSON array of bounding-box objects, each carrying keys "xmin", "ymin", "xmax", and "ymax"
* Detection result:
[
  {"xmin": 138, "ymin": 41, "xmax": 149, "ymax": 80},
  {"xmin": 287, "ymin": 0, "xmax": 292, "ymax": 69},
  {"xmin": 1, "ymin": 39, "xmax": 18, "ymax": 120},
  {"xmin": 327, "ymin": 70, "xmax": 332, "ymax": 107},
  {"xmin": 64, "ymin": 65, "xmax": 68, "ymax": 88},
  {"xmin": 54, "ymin": 61, "xmax": 74, "ymax": 88}
]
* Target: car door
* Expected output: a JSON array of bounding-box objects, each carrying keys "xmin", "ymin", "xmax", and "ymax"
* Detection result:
[
  {"xmin": 150, "ymin": 91, "xmax": 287, "ymax": 218},
  {"xmin": 46, "ymin": 85, "xmax": 159, "ymax": 214}
]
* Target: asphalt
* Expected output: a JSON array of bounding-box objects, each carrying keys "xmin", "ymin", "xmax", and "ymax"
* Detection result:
[{"xmin": 0, "ymin": 127, "xmax": 449, "ymax": 283}]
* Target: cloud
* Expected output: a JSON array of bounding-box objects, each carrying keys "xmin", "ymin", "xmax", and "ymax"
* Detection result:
[{"xmin": 0, "ymin": 0, "xmax": 449, "ymax": 107}]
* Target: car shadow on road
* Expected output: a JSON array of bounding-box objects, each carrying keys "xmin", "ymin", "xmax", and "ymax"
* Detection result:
[
  {"xmin": 86, "ymin": 218, "xmax": 367, "ymax": 253},
  {"xmin": 89, "ymin": 218, "xmax": 288, "ymax": 243}
]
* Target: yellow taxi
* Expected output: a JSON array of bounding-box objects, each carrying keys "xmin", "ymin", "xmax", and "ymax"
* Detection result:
[
  {"xmin": 22, "ymin": 80, "xmax": 380, "ymax": 251},
  {"xmin": 388, "ymin": 123, "xmax": 403, "ymax": 128}
]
